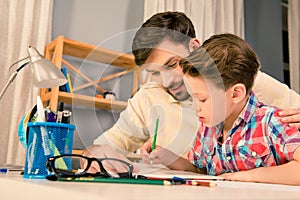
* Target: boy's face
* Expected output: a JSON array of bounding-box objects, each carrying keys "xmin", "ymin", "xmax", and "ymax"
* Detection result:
[
  {"xmin": 183, "ymin": 74, "xmax": 228, "ymax": 127},
  {"xmin": 143, "ymin": 39, "xmax": 191, "ymax": 101}
]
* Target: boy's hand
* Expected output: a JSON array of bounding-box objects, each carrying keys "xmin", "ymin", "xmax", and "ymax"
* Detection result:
[
  {"xmin": 139, "ymin": 139, "xmax": 152, "ymax": 154},
  {"xmin": 140, "ymin": 145, "xmax": 198, "ymax": 172},
  {"xmin": 220, "ymin": 171, "xmax": 253, "ymax": 182},
  {"xmin": 139, "ymin": 139, "xmax": 153, "ymax": 164},
  {"xmin": 278, "ymin": 109, "xmax": 300, "ymax": 129},
  {"xmin": 141, "ymin": 146, "xmax": 179, "ymax": 167}
]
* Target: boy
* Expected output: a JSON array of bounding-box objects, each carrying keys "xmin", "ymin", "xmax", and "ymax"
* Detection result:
[{"xmin": 146, "ymin": 33, "xmax": 300, "ymax": 185}]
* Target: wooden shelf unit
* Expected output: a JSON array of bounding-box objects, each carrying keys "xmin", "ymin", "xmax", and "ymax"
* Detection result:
[{"xmin": 40, "ymin": 35, "xmax": 141, "ymax": 112}]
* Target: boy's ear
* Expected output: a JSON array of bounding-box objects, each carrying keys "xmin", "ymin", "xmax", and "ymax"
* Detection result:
[
  {"xmin": 230, "ymin": 83, "xmax": 247, "ymax": 103},
  {"xmin": 189, "ymin": 38, "xmax": 201, "ymax": 51}
]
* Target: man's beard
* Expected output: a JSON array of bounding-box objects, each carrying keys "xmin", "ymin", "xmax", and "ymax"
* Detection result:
[{"xmin": 167, "ymin": 82, "xmax": 190, "ymax": 102}]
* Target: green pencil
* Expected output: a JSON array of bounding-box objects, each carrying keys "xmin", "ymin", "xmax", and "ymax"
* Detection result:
[
  {"xmin": 152, "ymin": 118, "xmax": 159, "ymax": 150},
  {"xmin": 150, "ymin": 118, "xmax": 159, "ymax": 164},
  {"xmin": 58, "ymin": 177, "xmax": 172, "ymax": 186}
]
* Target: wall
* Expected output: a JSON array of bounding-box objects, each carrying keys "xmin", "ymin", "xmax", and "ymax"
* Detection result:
[
  {"xmin": 52, "ymin": 0, "xmax": 144, "ymax": 48},
  {"xmin": 52, "ymin": 0, "xmax": 144, "ymax": 149},
  {"xmin": 244, "ymin": 0, "xmax": 284, "ymax": 82}
]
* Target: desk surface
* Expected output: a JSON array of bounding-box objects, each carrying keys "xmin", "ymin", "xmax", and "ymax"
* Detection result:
[{"xmin": 1, "ymin": 173, "xmax": 300, "ymax": 200}]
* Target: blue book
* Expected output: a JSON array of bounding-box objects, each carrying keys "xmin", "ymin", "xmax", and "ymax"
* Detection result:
[{"xmin": 59, "ymin": 68, "xmax": 70, "ymax": 92}]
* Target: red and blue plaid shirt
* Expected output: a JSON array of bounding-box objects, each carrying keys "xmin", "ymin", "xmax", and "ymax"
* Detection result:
[{"xmin": 188, "ymin": 92, "xmax": 300, "ymax": 175}]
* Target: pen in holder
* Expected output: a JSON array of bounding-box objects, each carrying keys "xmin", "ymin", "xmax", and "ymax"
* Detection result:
[{"xmin": 24, "ymin": 122, "xmax": 75, "ymax": 179}]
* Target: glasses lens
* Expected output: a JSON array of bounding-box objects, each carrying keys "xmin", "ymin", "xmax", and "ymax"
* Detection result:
[
  {"xmin": 101, "ymin": 158, "xmax": 132, "ymax": 178},
  {"xmin": 51, "ymin": 156, "xmax": 132, "ymax": 178},
  {"xmin": 53, "ymin": 155, "xmax": 87, "ymax": 176}
]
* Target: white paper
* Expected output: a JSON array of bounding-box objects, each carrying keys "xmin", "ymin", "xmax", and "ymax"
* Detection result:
[
  {"xmin": 134, "ymin": 163, "xmax": 300, "ymax": 191},
  {"xmin": 134, "ymin": 163, "xmax": 224, "ymax": 180}
]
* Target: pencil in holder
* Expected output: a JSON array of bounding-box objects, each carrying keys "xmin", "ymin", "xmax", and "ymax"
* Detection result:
[{"xmin": 24, "ymin": 122, "xmax": 75, "ymax": 179}]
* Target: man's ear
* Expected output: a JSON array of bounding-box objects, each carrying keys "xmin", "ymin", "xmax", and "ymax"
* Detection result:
[
  {"xmin": 189, "ymin": 38, "xmax": 201, "ymax": 51},
  {"xmin": 230, "ymin": 83, "xmax": 247, "ymax": 103}
]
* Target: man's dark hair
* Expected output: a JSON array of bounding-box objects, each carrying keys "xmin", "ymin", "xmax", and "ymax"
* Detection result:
[{"xmin": 132, "ymin": 11, "xmax": 196, "ymax": 66}]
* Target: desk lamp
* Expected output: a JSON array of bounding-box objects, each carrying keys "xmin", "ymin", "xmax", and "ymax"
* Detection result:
[{"xmin": 0, "ymin": 46, "xmax": 67, "ymax": 101}]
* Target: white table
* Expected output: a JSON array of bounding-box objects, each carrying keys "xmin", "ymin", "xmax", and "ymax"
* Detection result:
[{"xmin": 1, "ymin": 172, "xmax": 300, "ymax": 200}]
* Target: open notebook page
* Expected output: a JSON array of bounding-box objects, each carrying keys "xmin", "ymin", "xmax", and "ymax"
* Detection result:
[{"xmin": 134, "ymin": 162, "xmax": 224, "ymax": 180}]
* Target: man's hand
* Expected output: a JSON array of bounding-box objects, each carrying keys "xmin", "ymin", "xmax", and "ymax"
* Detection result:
[
  {"xmin": 278, "ymin": 109, "xmax": 300, "ymax": 129},
  {"xmin": 82, "ymin": 144, "xmax": 139, "ymax": 173}
]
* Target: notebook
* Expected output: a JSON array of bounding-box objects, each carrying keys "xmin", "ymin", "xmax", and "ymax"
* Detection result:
[{"xmin": 134, "ymin": 163, "xmax": 224, "ymax": 180}]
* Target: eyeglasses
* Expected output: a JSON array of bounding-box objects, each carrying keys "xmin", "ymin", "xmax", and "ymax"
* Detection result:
[{"xmin": 46, "ymin": 154, "xmax": 134, "ymax": 179}]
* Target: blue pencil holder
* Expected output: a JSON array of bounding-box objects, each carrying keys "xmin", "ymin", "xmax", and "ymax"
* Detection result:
[{"xmin": 24, "ymin": 122, "xmax": 76, "ymax": 179}]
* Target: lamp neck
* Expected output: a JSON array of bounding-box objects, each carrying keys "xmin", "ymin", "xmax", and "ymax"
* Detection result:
[
  {"xmin": 16, "ymin": 60, "xmax": 30, "ymax": 72},
  {"xmin": 9, "ymin": 56, "xmax": 30, "ymax": 72},
  {"xmin": 0, "ymin": 57, "xmax": 31, "ymax": 101}
]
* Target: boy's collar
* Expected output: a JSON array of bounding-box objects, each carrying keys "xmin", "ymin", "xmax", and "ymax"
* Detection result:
[{"xmin": 237, "ymin": 92, "xmax": 259, "ymax": 123}]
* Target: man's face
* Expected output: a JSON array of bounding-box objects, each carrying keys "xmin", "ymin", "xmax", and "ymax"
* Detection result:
[{"xmin": 143, "ymin": 39, "xmax": 191, "ymax": 101}]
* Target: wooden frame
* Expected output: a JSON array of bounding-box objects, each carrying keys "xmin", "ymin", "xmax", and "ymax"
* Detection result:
[{"xmin": 40, "ymin": 35, "xmax": 143, "ymax": 112}]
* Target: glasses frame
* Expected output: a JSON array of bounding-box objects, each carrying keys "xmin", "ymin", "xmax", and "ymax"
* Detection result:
[{"xmin": 47, "ymin": 154, "xmax": 134, "ymax": 179}]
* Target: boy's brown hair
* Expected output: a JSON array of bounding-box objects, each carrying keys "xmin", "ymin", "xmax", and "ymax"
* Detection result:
[{"xmin": 180, "ymin": 33, "xmax": 261, "ymax": 94}]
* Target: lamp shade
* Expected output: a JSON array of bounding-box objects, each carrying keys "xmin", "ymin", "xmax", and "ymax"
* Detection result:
[{"xmin": 27, "ymin": 46, "xmax": 67, "ymax": 88}]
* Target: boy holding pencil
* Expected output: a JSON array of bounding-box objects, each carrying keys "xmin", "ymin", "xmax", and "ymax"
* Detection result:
[{"xmin": 146, "ymin": 33, "xmax": 300, "ymax": 185}]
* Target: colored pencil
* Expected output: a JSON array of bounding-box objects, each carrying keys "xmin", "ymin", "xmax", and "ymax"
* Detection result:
[
  {"xmin": 152, "ymin": 118, "xmax": 159, "ymax": 150},
  {"xmin": 150, "ymin": 118, "xmax": 159, "ymax": 164},
  {"xmin": 58, "ymin": 177, "xmax": 173, "ymax": 186},
  {"xmin": 185, "ymin": 180, "xmax": 217, "ymax": 187}
]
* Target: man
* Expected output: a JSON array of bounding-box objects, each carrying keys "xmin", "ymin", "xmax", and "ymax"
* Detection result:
[{"xmin": 83, "ymin": 12, "xmax": 300, "ymax": 169}]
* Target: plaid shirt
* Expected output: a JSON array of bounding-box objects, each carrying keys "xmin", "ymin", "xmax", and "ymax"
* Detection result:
[{"xmin": 188, "ymin": 92, "xmax": 300, "ymax": 175}]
